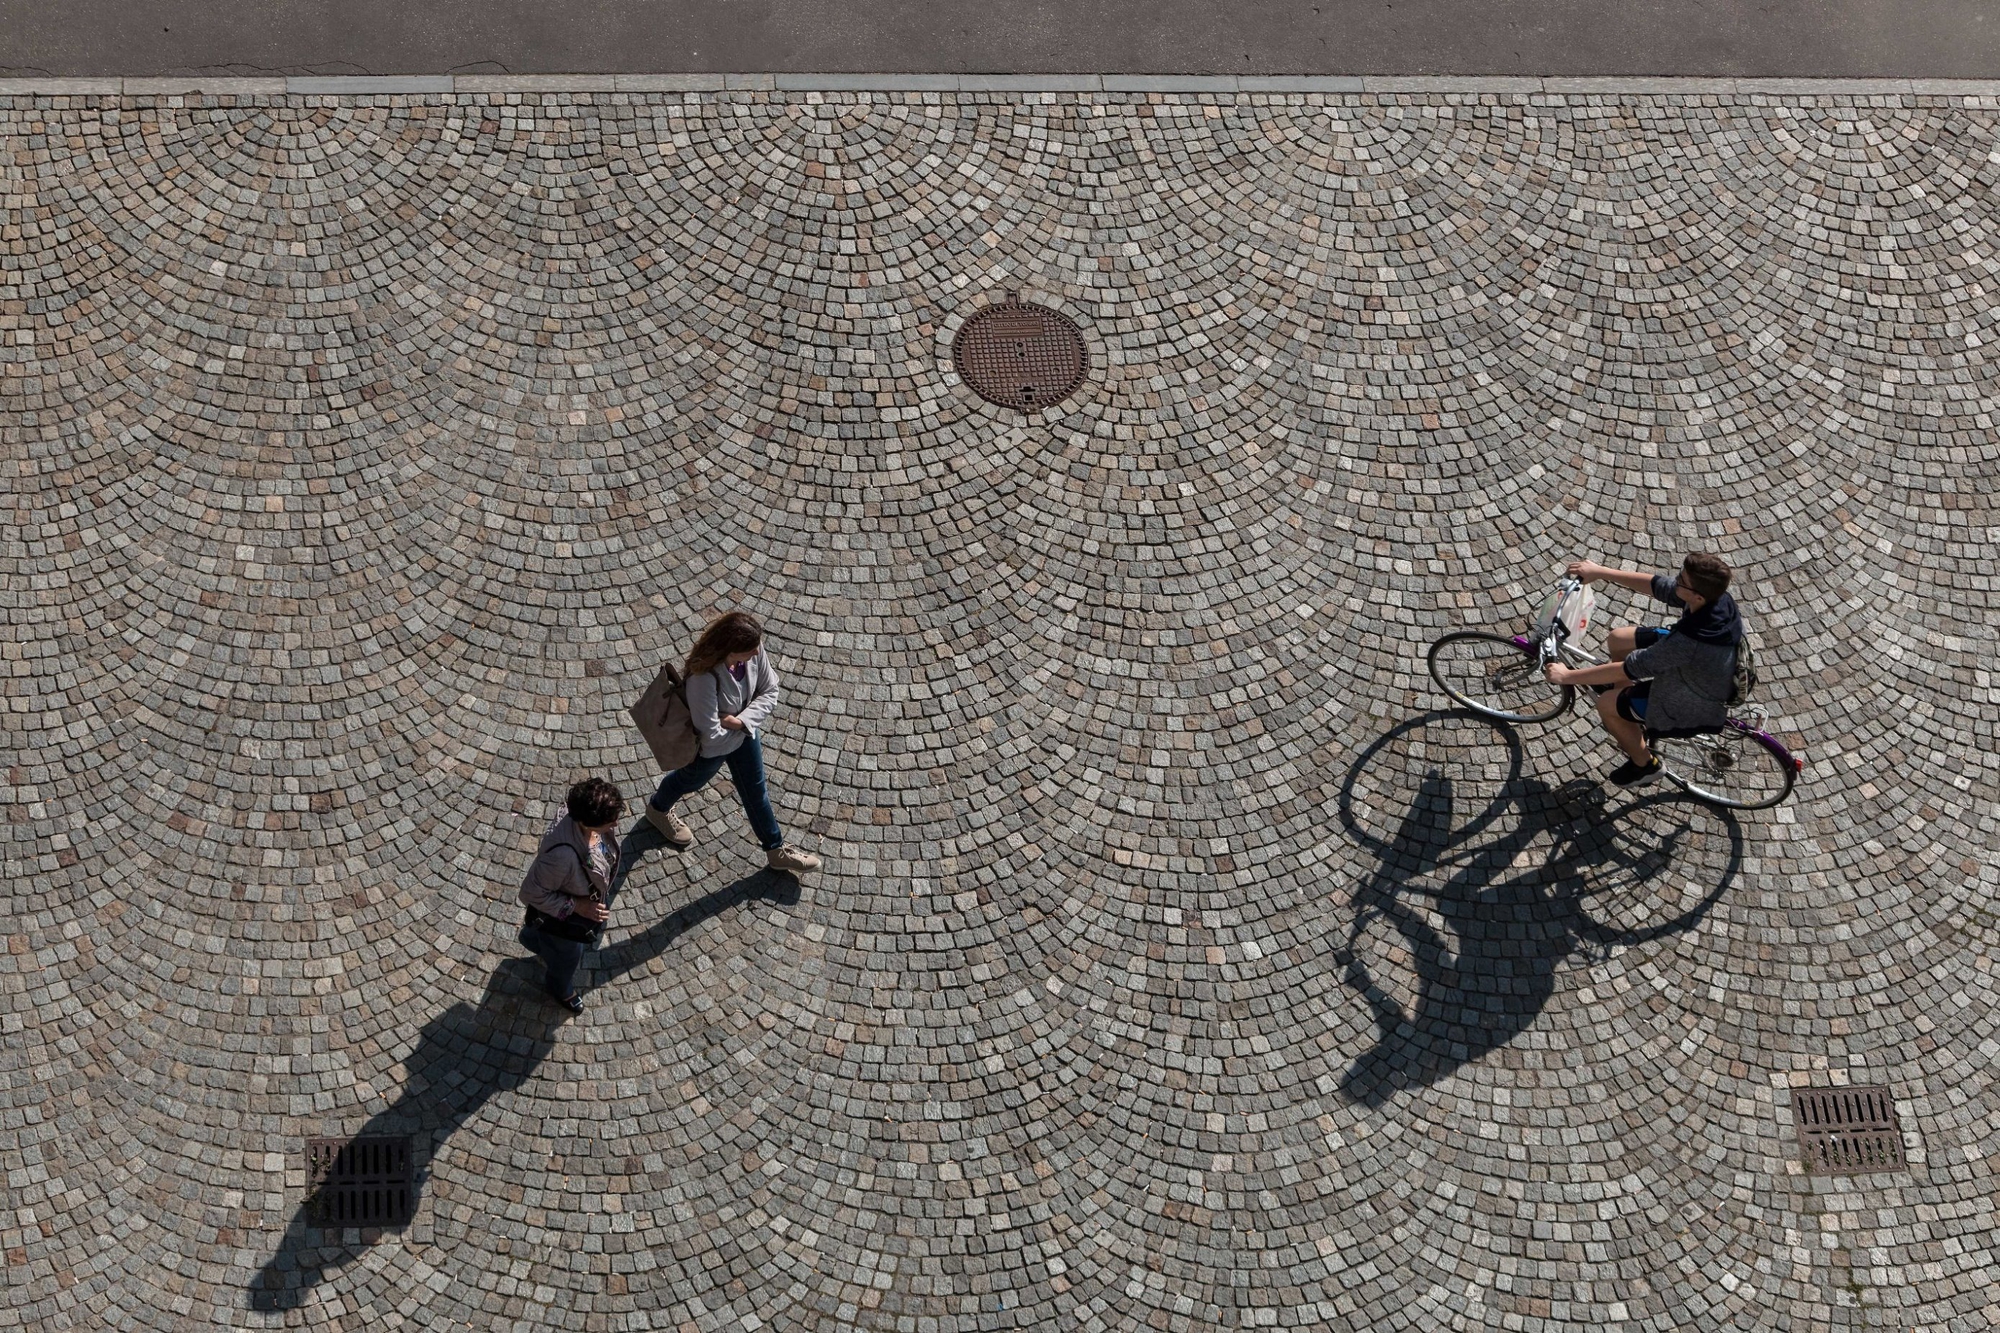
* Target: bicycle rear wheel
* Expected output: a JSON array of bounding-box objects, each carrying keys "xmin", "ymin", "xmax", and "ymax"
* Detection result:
[
  {"xmin": 1426, "ymin": 631, "xmax": 1573, "ymax": 724},
  {"xmin": 1652, "ymin": 728, "xmax": 1797, "ymax": 810}
]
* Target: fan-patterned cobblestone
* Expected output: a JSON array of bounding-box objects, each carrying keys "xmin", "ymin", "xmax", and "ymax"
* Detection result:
[{"xmin": 2, "ymin": 90, "xmax": 1996, "ymax": 1332}]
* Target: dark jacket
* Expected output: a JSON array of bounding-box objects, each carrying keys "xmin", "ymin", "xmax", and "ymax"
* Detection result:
[
  {"xmin": 1621, "ymin": 574, "xmax": 1744, "ymax": 732},
  {"xmin": 518, "ymin": 814, "xmax": 616, "ymax": 919}
]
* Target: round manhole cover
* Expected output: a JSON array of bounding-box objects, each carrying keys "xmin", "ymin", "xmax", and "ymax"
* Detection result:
[{"xmin": 951, "ymin": 300, "xmax": 1088, "ymax": 411}]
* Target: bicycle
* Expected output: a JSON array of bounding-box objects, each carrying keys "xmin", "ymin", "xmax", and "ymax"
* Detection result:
[{"xmin": 1425, "ymin": 577, "xmax": 1803, "ymax": 810}]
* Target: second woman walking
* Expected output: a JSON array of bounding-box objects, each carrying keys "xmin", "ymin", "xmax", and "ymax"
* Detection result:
[{"xmin": 645, "ymin": 611, "xmax": 822, "ymax": 875}]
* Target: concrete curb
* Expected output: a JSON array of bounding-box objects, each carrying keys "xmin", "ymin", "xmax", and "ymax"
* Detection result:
[{"xmin": 3, "ymin": 74, "xmax": 2000, "ymax": 97}]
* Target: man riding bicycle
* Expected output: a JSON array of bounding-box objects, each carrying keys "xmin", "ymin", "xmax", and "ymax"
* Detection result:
[{"xmin": 1544, "ymin": 553, "xmax": 1746, "ymax": 787}]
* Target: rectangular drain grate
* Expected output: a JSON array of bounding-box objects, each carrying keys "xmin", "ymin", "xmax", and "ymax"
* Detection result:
[
  {"xmin": 307, "ymin": 1136, "xmax": 414, "ymax": 1226},
  {"xmin": 1794, "ymin": 1085, "xmax": 1907, "ymax": 1174}
]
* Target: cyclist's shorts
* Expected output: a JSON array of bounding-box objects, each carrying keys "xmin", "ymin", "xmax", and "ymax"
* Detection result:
[
  {"xmin": 1616, "ymin": 681, "xmax": 1651, "ymax": 722},
  {"xmin": 1634, "ymin": 626, "xmax": 1672, "ymax": 649}
]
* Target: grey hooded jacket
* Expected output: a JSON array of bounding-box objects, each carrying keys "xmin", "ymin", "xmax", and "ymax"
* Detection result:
[{"xmin": 1620, "ymin": 573, "xmax": 1743, "ymax": 733}]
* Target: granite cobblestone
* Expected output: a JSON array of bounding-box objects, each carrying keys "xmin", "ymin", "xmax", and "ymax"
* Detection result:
[{"xmin": 0, "ymin": 91, "xmax": 1995, "ymax": 1331}]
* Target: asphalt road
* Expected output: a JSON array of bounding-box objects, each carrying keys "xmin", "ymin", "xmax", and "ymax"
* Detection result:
[{"xmin": 2, "ymin": 0, "xmax": 1997, "ymax": 77}]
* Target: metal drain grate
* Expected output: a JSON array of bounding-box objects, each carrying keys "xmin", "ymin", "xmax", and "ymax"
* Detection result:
[
  {"xmin": 951, "ymin": 299, "xmax": 1088, "ymax": 410},
  {"xmin": 1794, "ymin": 1086, "xmax": 1907, "ymax": 1174},
  {"xmin": 307, "ymin": 1136, "xmax": 414, "ymax": 1226}
]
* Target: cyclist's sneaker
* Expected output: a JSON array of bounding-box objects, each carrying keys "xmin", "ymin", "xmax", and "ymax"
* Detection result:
[{"xmin": 1608, "ymin": 756, "xmax": 1663, "ymax": 787}]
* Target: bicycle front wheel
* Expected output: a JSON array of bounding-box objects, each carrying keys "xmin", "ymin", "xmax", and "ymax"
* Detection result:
[
  {"xmin": 1653, "ymin": 728, "xmax": 1797, "ymax": 810},
  {"xmin": 1426, "ymin": 631, "xmax": 1573, "ymax": 724}
]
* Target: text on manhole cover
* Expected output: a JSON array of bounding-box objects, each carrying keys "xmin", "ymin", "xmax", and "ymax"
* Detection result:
[{"xmin": 951, "ymin": 300, "xmax": 1088, "ymax": 410}]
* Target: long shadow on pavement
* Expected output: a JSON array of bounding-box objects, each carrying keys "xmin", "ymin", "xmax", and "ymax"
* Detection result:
[
  {"xmin": 1334, "ymin": 710, "xmax": 1742, "ymax": 1107},
  {"xmin": 249, "ymin": 822, "xmax": 797, "ymax": 1311}
]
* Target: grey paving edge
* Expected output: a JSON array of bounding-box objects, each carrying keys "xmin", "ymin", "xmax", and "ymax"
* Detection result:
[
  {"xmin": 1541, "ymin": 77, "xmax": 1742, "ymax": 93},
  {"xmin": 286, "ymin": 76, "xmax": 454, "ymax": 93},
  {"xmin": 1102, "ymin": 74, "xmax": 1239, "ymax": 92},
  {"xmin": 775, "ymin": 73, "xmax": 952, "ymax": 90},
  {"xmin": 1733, "ymin": 77, "xmax": 1915, "ymax": 95},
  {"xmin": 0, "ymin": 78, "xmax": 120, "ymax": 94},
  {"xmin": 5, "ymin": 74, "xmax": 2000, "ymax": 98},
  {"xmin": 1909, "ymin": 78, "xmax": 2000, "ymax": 94},
  {"xmin": 955, "ymin": 74, "xmax": 1103, "ymax": 91},
  {"xmin": 456, "ymin": 74, "xmax": 618, "ymax": 93},
  {"xmin": 1365, "ymin": 75, "xmax": 1545, "ymax": 93},
  {"xmin": 1238, "ymin": 75, "xmax": 1366, "ymax": 93},
  {"xmin": 612, "ymin": 75, "xmax": 727, "ymax": 91},
  {"xmin": 122, "ymin": 77, "xmax": 287, "ymax": 95}
]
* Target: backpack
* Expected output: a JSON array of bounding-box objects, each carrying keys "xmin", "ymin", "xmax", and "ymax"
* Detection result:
[
  {"xmin": 629, "ymin": 661, "xmax": 700, "ymax": 771},
  {"xmin": 1728, "ymin": 636, "xmax": 1758, "ymax": 708}
]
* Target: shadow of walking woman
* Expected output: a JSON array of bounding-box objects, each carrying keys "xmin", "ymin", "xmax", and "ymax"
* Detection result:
[
  {"xmin": 248, "ymin": 865, "xmax": 799, "ymax": 1311},
  {"xmin": 1332, "ymin": 711, "xmax": 1742, "ymax": 1107}
]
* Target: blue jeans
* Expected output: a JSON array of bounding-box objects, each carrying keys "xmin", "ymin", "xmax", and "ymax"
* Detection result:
[{"xmin": 650, "ymin": 734, "xmax": 784, "ymax": 851}]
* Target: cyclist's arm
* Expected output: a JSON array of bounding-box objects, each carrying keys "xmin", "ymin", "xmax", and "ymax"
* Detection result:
[{"xmin": 1567, "ymin": 560, "xmax": 1656, "ymax": 596}]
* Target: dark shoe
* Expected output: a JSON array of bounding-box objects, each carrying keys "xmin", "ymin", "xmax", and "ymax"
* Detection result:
[
  {"xmin": 1608, "ymin": 756, "xmax": 1663, "ymax": 787},
  {"xmin": 645, "ymin": 803, "xmax": 693, "ymax": 848},
  {"xmin": 553, "ymin": 992, "xmax": 584, "ymax": 1015}
]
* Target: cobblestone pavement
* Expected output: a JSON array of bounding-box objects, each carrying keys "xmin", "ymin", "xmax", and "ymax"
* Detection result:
[{"xmin": 2, "ymin": 91, "xmax": 1997, "ymax": 1333}]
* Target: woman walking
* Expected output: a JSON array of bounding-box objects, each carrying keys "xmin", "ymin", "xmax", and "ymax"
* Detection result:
[
  {"xmin": 518, "ymin": 777, "xmax": 623, "ymax": 1015},
  {"xmin": 645, "ymin": 611, "xmax": 822, "ymax": 875}
]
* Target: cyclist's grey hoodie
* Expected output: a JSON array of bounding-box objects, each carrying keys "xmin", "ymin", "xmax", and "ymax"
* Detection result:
[{"xmin": 1621, "ymin": 573, "xmax": 1743, "ymax": 732}]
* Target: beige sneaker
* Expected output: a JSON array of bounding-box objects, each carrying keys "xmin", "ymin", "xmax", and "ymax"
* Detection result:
[
  {"xmin": 644, "ymin": 803, "xmax": 693, "ymax": 848},
  {"xmin": 766, "ymin": 845, "xmax": 822, "ymax": 875}
]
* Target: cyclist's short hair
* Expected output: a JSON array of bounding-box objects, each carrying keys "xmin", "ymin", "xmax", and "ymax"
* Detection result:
[
  {"xmin": 567, "ymin": 777, "xmax": 624, "ymax": 828},
  {"xmin": 1680, "ymin": 552, "xmax": 1731, "ymax": 603}
]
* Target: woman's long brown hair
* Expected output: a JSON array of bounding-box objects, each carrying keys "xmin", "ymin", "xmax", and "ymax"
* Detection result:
[{"xmin": 684, "ymin": 611, "xmax": 764, "ymax": 679}]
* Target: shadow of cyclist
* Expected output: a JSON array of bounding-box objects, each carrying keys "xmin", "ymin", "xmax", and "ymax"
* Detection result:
[
  {"xmin": 248, "ymin": 839, "xmax": 799, "ymax": 1312},
  {"xmin": 1333, "ymin": 710, "xmax": 1741, "ymax": 1107}
]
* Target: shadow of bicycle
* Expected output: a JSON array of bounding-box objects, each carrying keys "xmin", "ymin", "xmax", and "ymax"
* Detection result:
[
  {"xmin": 1333, "ymin": 710, "xmax": 1742, "ymax": 1107},
  {"xmin": 248, "ymin": 839, "xmax": 799, "ymax": 1312}
]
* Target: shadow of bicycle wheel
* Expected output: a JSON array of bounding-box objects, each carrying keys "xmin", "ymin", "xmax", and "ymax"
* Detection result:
[{"xmin": 1333, "ymin": 710, "xmax": 1742, "ymax": 1106}]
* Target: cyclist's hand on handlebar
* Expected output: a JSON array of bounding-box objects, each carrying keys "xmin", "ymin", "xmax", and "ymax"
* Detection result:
[
  {"xmin": 1544, "ymin": 664, "xmax": 1572, "ymax": 686},
  {"xmin": 1565, "ymin": 560, "xmax": 1600, "ymax": 583}
]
